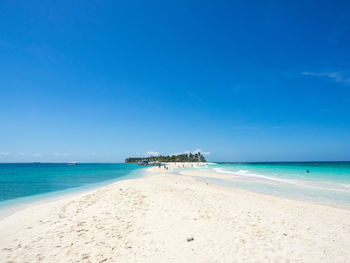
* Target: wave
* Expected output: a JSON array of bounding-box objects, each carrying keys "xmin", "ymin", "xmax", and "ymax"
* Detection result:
[
  {"xmin": 214, "ymin": 168, "xmax": 299, "ymax": 184},
  {"xmin": 341, "ymin": 184, "xmax": 350, "ymax": 189},
  {"xmin": 211, "ymin": 167, "xmax": 350, "ymax": 193}
]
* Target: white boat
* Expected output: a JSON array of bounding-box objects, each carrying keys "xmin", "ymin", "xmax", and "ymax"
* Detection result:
[{"xmin": 68, "ymin": 161, "xmax": 79, "ymax": 165}]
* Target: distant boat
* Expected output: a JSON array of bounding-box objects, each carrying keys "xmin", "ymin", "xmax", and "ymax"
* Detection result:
[
  {"xmin": 68, "ymin": 161, "xmax": 79, "ymax": 165},
  {"xmin": 33, "ymin": 162, "xmax": 41, "ymax": 164}
]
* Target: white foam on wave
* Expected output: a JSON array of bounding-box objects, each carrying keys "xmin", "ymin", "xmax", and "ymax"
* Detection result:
[
  {"xmin": 211, "ymin": 167, "xmax": 350, "ymax": 193},
  {"xmin": 217, "ymin": 169, "xmax": 300, "ymax": 185},
  {"xmin": 341, "ymin": 184, "xmax": 350, "ymax": 189},
  {"xmin": 214, "ymin": 167, "xmax": 305, "ymax": 186},
  {"xmin": 214, "ymin": 168, "xmax": 304, "ymax": 187}
]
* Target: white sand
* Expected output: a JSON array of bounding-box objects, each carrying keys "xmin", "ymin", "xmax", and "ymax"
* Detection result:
[{"xmin": 1, "ymin": 165, "xmax": 350, "ymax": 262}]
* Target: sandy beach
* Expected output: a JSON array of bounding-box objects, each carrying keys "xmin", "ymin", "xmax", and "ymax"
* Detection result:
[{"xmin": 1, "ymin": 164, "xmax": 350, "ymax": 263}]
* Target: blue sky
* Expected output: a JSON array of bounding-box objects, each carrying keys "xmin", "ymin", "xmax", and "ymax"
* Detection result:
[{"xmin": 1, "ymin": 0, "xmax": 350, "ymax": 162}]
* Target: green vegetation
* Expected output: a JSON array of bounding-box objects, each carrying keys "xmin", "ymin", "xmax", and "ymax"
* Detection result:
[{"xmin": 125, "ymin": 152, "xmax": 207, "ymax": 163}]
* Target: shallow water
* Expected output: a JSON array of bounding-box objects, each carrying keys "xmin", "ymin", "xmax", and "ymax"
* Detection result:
[
  {"xmin": 183, "ymin": 162, "xmax": 350, "ymax": 209},
  {"xmin": 0, "ymin": 163, "xmax": 145, "ymax": 211}
]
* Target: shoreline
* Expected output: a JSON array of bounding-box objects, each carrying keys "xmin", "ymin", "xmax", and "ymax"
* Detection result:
[
  {"xmin": 0, "ymin": 182, "xmax": 108, "ymax": 222},
  {"xmin": 151, "ymin": 163, "xmax": 350, "ymax": 210},
  {"xmin": 2, "ymin": 162, "xmax": 349, "ymax": 222},
  {"xmin": 1, "ymin": 164, "xmax": 350, "ymax": 262},
  {"xmin": 0, "ymin": 168, "xmax": 147, "ymax": 221},
  {"xmin": 0, "ymin": 162, "xmax": 208, "ymax": 221},
  {"xmin": 1, "ymin": 162, "xmax": 349, "ymax": 221}
]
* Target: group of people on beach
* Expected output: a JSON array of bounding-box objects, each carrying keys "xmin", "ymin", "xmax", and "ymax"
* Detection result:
[{"xmin": 157, "ymin": 163, "xmax": 168, "ymax": 170}]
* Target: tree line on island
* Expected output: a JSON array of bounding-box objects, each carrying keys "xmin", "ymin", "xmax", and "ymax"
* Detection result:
[{"xmin": 125, "ymin": 152, "xmax": 207, "ymax": 163}]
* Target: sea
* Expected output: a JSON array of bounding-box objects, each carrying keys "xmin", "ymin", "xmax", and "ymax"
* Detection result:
[
  {"xmin": 0, "ymin": 163, "xmax": 145, "ymax": 217},
  {"xmin": 1, "ymin": 162, "xmax": 350, "ymax": 218},
  {"xmin": 183, "ymin": 162, "xmax": 350, "ymax": 209}
]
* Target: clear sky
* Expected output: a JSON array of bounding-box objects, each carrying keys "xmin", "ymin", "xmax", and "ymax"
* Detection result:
[{"xmin": 1, "ymin": 0, "xmax": 350, "ymax": 162}]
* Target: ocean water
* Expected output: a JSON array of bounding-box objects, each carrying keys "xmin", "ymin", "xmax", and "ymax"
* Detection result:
[
  {"xmin": 0, "ymin": 163, "xmax": 145, "ymax": 211},
  {"xmin": 189, "ymin": 162, "xmax": 350, "ymax": 209}
]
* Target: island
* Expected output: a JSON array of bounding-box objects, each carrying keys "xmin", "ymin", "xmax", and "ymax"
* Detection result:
[{"xmin": 125, "ymin": 152, "xmax": 206, "ymax": 163}]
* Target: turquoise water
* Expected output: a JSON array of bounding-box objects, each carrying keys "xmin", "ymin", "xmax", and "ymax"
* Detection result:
[
  {"xmin": 0, "ymin": 163, "xmax": 145, "ymax": 210},
  {"xmin": 190, "ymin": 162, "xmax": 350, "ymax": 209},
  {"xmin": 2, "ymin": 162, "xmax": 350, "ymax": 214}
]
